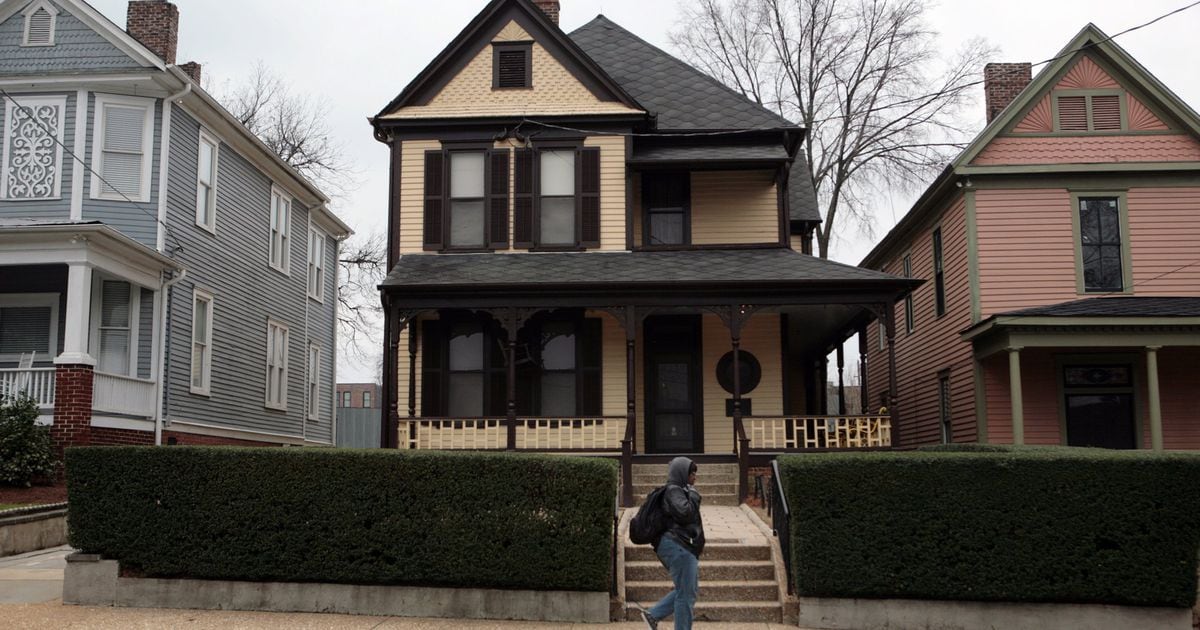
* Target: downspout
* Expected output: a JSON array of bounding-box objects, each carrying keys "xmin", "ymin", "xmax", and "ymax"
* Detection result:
[{"xmin": 153, "ymin": 80, "xmax": 193, "ymax": 446}]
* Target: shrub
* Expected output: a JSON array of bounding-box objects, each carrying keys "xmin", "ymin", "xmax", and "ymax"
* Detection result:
[
  {"xmin": 0, "ymin": 394, "xmax": 54, "ymax": 486},
  {"xmin": 67, "ymin": 447, "xmax": 617, "ymax": 591},
  {"xmin": 779, "ymin": 449, "xmax": 1200, "ymax": 607}
]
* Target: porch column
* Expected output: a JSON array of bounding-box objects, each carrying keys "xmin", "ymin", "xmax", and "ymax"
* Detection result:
[
  {"xmin": 1007, "ymin": 347, "xmax": 1024, "ymax": 446},
  {"xmin": 1146, "ymin": 346, "xmax": 1163, "ymax": 451},
  {"xmin": 407, "ymin": 317, "xmax": 418, "ymax": 448},
  {"xmin": 728, "ymin": 305, "xmax": 751, "ymax": 503},
  {"xmin": 506, "ymin": 315, "xmax": 518, "ymax": 451},
  {"xmin": 883, "ymin": 303, "xmax": 900, "ymax": 446},
  {"xmin": 858, "ymin": 324, "xmax": 868, "ymax": 414},
  {"xmin": 381, "ymin": 302, "xmax": 399, "ymax": 449},
  {"xmin": 836, "ymin": 342, "xmax": 846, "ymax": 415},
  {"xmin": 621, "ymin": 306, "xmax": 637, "ymax": 507},
  {"xmin": 57, "ymin": 262, "xmax": 95, "ymax": 366},
  {"xmin": 51, "ymin": 263, "xmax": 96, "ymax": 455}
]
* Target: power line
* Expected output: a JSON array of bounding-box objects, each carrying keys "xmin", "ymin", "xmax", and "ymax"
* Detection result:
[{"xmin": 0, "ymin": 87, "xmax": 184, "ymax": 255}]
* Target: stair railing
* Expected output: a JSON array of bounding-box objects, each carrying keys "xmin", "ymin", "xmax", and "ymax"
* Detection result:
[{"xmin": 770, "ymin": 459, "xmax": 794, "ymax": 595}]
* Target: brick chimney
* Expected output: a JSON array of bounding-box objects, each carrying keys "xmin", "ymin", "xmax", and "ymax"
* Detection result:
[
  {"xmin": 179, "ymin": 61, "xmax": 201, "ymax": 84},
  {"xmin": 127, "ymin": 0, "xmax": 178, "ymax": 65},
  {"xmin": 532, "ymin": 0, "xmax": 560, "ymax": 25},
  {"xmin": 984, "ymin": 63, "xmax": 1032, "ymax": 123}
]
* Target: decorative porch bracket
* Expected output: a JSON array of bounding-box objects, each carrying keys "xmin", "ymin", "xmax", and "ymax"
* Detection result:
[
  {"xmin": 483, "ymin": 308, "xmax": 540, "ymax": 451},
  {"xmin": 382, "ymin": 306, "xmax": 426, "ymax": 449}
]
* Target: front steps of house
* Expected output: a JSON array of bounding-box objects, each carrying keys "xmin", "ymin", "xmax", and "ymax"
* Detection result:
[{"xmin": 623, "ymin": 464, "xmax": 784, "ymax": 623}]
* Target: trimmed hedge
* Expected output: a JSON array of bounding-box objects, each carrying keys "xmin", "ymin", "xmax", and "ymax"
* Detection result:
[
  {"xmin": 779, "ymin": 449, "xmax": 1200, "ymax": 607},
  {"xmin": 67, "ymin": 447, "xmax": 617, "ymax": 592}
]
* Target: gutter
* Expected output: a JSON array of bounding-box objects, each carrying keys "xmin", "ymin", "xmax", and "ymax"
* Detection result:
[{"xmin": 154, "ymin": 267, "xmax": 186, "ymax": 446}]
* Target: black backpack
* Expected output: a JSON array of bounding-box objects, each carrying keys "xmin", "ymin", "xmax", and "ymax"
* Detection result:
[{"xmin": 629, "ymin": 485, "xmax": 670, "ymax": 545}]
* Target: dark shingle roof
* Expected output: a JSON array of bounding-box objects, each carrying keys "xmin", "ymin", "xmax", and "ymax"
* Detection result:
[
  {"xmin": 569, "ymin": 16, "xmax": 793, "ymax": 131},
  {"xmin": 789, "ymin": 154, "xmax": 819, "ymax": 224},
  {"xmin": 382, "ymin": 248, "xmax": 905, "ymax": 289},
  {"xmin": 1000, "ymin": 297, "xmax": 1200, "ymax": 318}
]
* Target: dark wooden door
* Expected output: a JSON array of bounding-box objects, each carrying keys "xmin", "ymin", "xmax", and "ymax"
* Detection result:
[
  {"xmin": 1065, "ymin": 393, "xmax": 1136, "ymax": 449},
  {"xmin": 644, "ymin": 315, "xmax": 703, "ymax": 453}
]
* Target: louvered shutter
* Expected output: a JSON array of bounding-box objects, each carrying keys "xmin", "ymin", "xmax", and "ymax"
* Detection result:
[
  {"xmin": 101, "ymin": 104, "xmax": 146, "ymax": 198},
  {"xmin": 513, "ymin": 148, "xmax": 534, "ymax": 248},
  {"xmin": 1057, "ymin": 96, "xmax": 1087, "ymax": 131},
  {"xmin": 577, "ymin": 318, "xmax": 602, "ymax": 416},
  {"xmin": 421, "ymin": 320, "xmax": 445, "ymax": 416},
  {"xmin": 1091, "ymin": 95, "xmax": 1122, "ymax": 131},
  {"xmin": 497, "ymin": 49, "xmax": 528, "ymax": 88},
  {"xmin": 423, "ymin": 150, "xmax": 445, "ymax": 250},
  {"xmin": 487, "ymin": 149, "xmax": 510, "ymax": 249},
  {"xmin": 578, "ymin": 147, "xmax": 601, "ymax": 248},
  {"xmin": 25, "ymin": 8, "xmax": 52, "ymax": 45}
]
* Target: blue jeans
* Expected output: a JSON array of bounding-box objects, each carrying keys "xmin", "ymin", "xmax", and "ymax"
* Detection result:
[{"xmin": 648, "ymin": 535, "xmax": 698, "ymax": 630}]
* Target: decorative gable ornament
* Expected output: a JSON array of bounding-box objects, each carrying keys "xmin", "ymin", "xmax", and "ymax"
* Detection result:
[
  {"xmin": 1, "ymin": 96, "xmax": 66, "ymax": 200},
  {"xmin": 21, "ymin": 0, "xmax": 59, "ymax": 47}
]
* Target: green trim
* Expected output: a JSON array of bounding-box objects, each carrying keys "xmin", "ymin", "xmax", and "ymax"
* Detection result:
[
  {"xmin": 1068, "ymin": 191, "xmax": 1133, "ymax": 295},
  {"xmin": 1146, "ymin": 346, "xmax": 1164, "ymax": 451},
  {"xmin": 1009, "ymin": 130, "xmax": 1178, "ymax": 138},
  {"xmin": 964, "ymin": 191, "xmax": 981, "ymax": 324},
  {"xmin": 1008, "ymin": 348, "xmax": 1024, "ymax": 445},
  {"xmin": 959, "ymin": 162, "xmax": 1200, "ymax": 175},
  {"xmin": 1051, "ymin": 89, "xmax": 1126, "ymax": 133},
  {"xmin": 969, "ymin": 328, "xmax": 1200, "ymax": 360},
  {"xmin": 1053, "ymin": 352, "xmax": 1143, "ymax": 449},
  {"xmin": 973, "ymin": 358, "xmax": 988, "ymax": 443}
]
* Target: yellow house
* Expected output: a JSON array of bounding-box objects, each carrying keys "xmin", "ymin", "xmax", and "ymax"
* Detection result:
[{"xmin": 370, "ymin": 0, "xmax": 915, "ymax": 504}]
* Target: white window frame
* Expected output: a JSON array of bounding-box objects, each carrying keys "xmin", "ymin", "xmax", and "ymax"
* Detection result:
[
  {"xmin": 307, "ymin": 226, "xmax": 325, "ymax": 302},
  {"xmin": 1, "ymin": 95, "xmax": 67, "ymax": 201},
  {"xmin": 307, "ymin": 342, "xmax": 320, "ymax": 421},
  {"xmin": 0, "ymin": 293, "xmax": 59, "ymax": 362},
  {"xmin": 269, "ymin": 186, "xmax": 292, "ymax": 274},
  {"xmin": 88, "ymin": 276, "xmax": 140, "ymax": 377},
  {"xmin": 195, "ymin": 129, "xmax": 219, "ymax": 234},
  {"xmin": 190, "ymin": 288, "xmax": 214, "ymax": 396},
  {"xmin": 265, "ymin": 318, "xmax": 289, "ymax": 410},
  {"xmin": 340, "ymin": 391, "xmax": 351, "ymax": 407},
  {"xmin": 21, "ymin": 0, "xmax": 58, "ymax": 47},
  {"xmin": 90, "ymin": 93, "xmax": 155, "ymax": 203}
]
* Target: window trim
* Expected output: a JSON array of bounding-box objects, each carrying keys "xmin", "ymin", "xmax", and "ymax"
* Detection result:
[
  {"xmin": 189, "ymin": 288, "xmax": 214, "ymax": 396},
  {"xmin": 1069, "ymin": 190, "xmax": 1133, "ymax": 295},
  {"xmin": 20, "ymin": 0, "xmax": 58, "ymax": 47},
  {"xmin": 1051, "ymin": 89, "xmax": 1126, "ymax": 134},
  {"xmin": 195, "ymin": 129, "xmax": 219, "ymax": 234},
  {"xmin": 902, "ymin": 254, "xmax": 914, "ymax": 334},
  {"xmin": 932, "ymin": 226, "xmax": 946, "ymax": 317},
  {"xmin": 641, "ymin": 171, "xmax": 692, "ymax": 247},
  {"xmin": 938, "ymin": 370, "xmax": 952, "ymax": 444},
  {"xmin": 1053, "ymin": 353, "xmax": 1142, "ymax": 448},
  {"xmin": 0, "ymin": 293, "xmax": 59, "ymax": 362},
  {"xmin": 492, "ymin": 41, "xmax": 533, "ymax": 90},
  {"xmin": 307, "ymin": 226, "xmax": 326, "ymax": 302},
  {"xmin": 265, "ymin": 318, "xmax": 290, "ymax": 411},
  {"xmin": 340, "ymin": 390, "xmax": 352, "ymax": 408},
  {"xmin": 307, "ymin": 342, "xmax": 320, "ymax": 421},
  {"xmin": 88, "ymin": 276, "xmax": 139, "ymax": 378},
  {"xmin": 362, "ymin": 390, "xmax": 372, "ymax": 408},
  {"xmin": 1, "ymin": 95, "xmax": 67, "ymax": 201},
  {"xmin": 89, "ymin": 93, "xmax": 155, "ymax": 203},
  {"xmin": 533, "ymin": 143, "xmax": 583, "ymax": 249},
  {"xmin": 443, "ymin": 147, "xmax": 490, "ymax": 251},
  {"xmin": 269, "ymin": 186, "xmax": 292, "ymax": 275}
]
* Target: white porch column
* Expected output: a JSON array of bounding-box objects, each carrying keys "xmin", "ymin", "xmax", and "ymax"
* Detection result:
[
  {"xmin": 1146, "ymin": 346, "xmax": 1163, "ymax": 451},
  {"xmin": 1007, "ymin": 347, "xmax": 1024, "ymax": 446},
  {"xmin": 55, "ymin": 262, "xmax": 95, "ymax": 366}
]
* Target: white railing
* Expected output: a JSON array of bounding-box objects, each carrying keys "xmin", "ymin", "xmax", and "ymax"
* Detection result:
[
  {"xmin": 400, "ymin": 416, "xmax": 628, "ymax": 451},
  {"xmin": 92, "ymin": 372, "xmax": 157, "ymax": 418},
  {"xmin": 0, "ymin": 368, "xmax": 56, "ymax": 407},
  {"xmin": 746, "ymin": 415, "xmax": 892, "ymax": 450}
]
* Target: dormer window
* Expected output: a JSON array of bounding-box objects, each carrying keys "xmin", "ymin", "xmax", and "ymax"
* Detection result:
[
  {"xmin": 1054, "ymin": 92, "xmax": 1123, "ymax": 132},
  {"xmin": 22, "ymin": 1, "xmax": 58, "ymax": 47},
  {"xmin": 493, "ymin": 43, "xmax": 532, "ymax": 89}
]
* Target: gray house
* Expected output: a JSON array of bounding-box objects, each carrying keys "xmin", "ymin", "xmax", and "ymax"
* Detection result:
[{"xmin": 0, "ymin": 0, "xmax": 351, "ymax": 448}]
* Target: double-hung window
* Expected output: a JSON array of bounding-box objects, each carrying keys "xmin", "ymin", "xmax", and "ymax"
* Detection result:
[
  {"xmin": 448, "ymin": 152, "xmax": 486, "ymax": 248},
  {"xmin": 446, "ymin": 322, "xmax": 486, "ymax": 417},
  {"xmin": 265, "ymin": 319, "xmax": 289, "ymax": 410},
  {"xmin": 340, "ymin": 391, "xmax": 351, "ymax": 407},
  {"xmin": 307, "ymin": 343, "xmax": 320, "ymax": 421},
  {"xmin": 196, "ymin": 130, "xmax": 218, "ymax": 232},
  {"xmin": 643, "ymin": 172, "xmax": 689, "ymax": 246},
  {"xmin": 95, "ymin": 279, "xmax": 134, "ymax": 376},
  {"xmin": 307, "ymin": 228, "xmax": 325, "ymax": 301},
  {"xmin": 538, "ymin": 322, "xmax": 577, "ymax": 416},
  {"xmin": 269, "ymin": 188, "xmax": 291, "ymax": 273},
  {"xmin": 2, "ymin": 95, "xmax": 66, "ymax": 200},
  {"xmin": 538, "ymin": 149, "xmax": 576, "ymax": 246},
  {"xmin": 190, "ymin": 289, "xmax": 213, "ymax": 395},
  {"xmin": 1077, "ymin": 196, "xmax": 1126, "ymax": 292},
  {"xmin": 363, "ymin": 391, "xmax": 372, "ymax": 408},
  {"xmin": 932, "ymin": 228, "xmax": 946, "ymax": 316},
  {"xmin": 903, "ymin": 255, "xmax": 914, "ymax": 334},
  {"xmin": 91, "ymin": 94, "xmax": 154, "ymax": 203}
]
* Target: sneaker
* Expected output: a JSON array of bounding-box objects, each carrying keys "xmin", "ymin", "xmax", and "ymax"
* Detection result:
[{"xmin": 635, "ymin": 604, "xmax": 658, "ymax": 630}]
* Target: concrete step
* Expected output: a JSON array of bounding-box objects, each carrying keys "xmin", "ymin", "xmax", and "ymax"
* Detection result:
[
  {"xmin": 625, "ymin": 560, "xmax": 776, "ymax": 582},
  {"xmin": 626, "ymin": 601, "xmax": 783, "ymax": 623},
  {"xmin": 625, "ymin": 543, "xmax": 771, "ymax": 562},
  {"xmin": 632, "ymin": 463, "xmax": 739, "ymax": 477},
  {"xmin": 632, "ymin": 483, "xmax": 737, "ymax": 497},
  {"xmin": 631, "ymin": 475, "xmax": 737, "ymax": 486},
  {"xmin": 627, "ymin": 579, "xmax": 778, "ymax": 602}
]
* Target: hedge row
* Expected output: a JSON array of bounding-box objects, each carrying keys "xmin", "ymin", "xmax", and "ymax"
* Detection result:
[
  {"xmin": 779, "ymin": 448, "xmax": 1200, "ymax": 607},
  {"xmin": 67, "ymin": 447, "xmax": 617, "ymax": 592}
]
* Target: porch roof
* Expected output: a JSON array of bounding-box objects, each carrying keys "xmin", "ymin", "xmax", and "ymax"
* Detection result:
[{"xmin": 996, "ymin": 296, "xmax": 1200, "ymax": 318}]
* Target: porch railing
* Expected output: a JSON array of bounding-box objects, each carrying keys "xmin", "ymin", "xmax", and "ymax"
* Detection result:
[
  {"xmin": 746, "ymin": 415, "xmax": 892, "ymax": 450},
  {"xmin": 92, "ymin": 372, "xmax": 157, "ymax": 418},
  {"xmin": 0, "ymin": 368, "xmax": 56, "ymax": 408},
  {"xmin": 401, "ymin": 416, "xmax": 627, "ymax": 451}
]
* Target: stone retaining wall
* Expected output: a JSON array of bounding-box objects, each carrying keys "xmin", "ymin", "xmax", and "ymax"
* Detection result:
[{"xmin": 0, "ymin": 504, "xmax": 68, "ymax": 557}]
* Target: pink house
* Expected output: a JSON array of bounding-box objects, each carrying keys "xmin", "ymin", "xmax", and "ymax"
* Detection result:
[{"xmin": 862, "ymin": 24, "xmax": 1200, "ymax": 450}]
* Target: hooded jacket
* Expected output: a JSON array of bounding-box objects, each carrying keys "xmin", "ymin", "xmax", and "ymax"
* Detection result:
[{"xmin": 657, "ymin": 456, "xmax": 705, "ymax": 557}]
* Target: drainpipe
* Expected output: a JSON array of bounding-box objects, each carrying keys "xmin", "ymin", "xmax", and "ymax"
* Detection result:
[
  {"xmin": 155, "ymin": 268, "xmax": 186, "ymax": 446},
  {"xmin": 156, "ymin": 82, "xmax": 191, "ymax": 252}
]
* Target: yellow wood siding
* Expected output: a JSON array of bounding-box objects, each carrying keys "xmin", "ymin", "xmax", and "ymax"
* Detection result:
[
  {"xmin": 691, "ymin": 171, "xmax": 780, "ymax": 245},
  {"xmin": 585, "ymin": 135, "xmax": 628, "ymax": 251},
  {"xmin": 789, "ymin": 234, "xmax": 804, "ymax": 252},
  {"xmin": 595, "ymin": 310, "xmax": 627, "ymax": 417},
  {"xmin": 701, "ymin": 314, "xmax": 784, "ymax": 453},
  {"xmin": 398, "ymin": 139, "xmax": 441, "ymax": 255},
  {"xmin": 384, "ymin": 21, "xmax": 642, "ymax": 120}
]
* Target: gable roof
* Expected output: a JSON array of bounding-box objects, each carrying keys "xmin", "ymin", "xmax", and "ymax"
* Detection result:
[
  {"xmin": 374, "ymin": 0, "xmax": 641, "ymax": 119},
  {"xmin": 569, "ymin": 15, "xmax": 793, "ymax": 131},
  {"xmin": 0, "ymin": 0, "xmax": 165, "ymax": 70}
]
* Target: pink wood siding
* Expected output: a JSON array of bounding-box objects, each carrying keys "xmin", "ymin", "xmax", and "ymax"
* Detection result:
[
  {"xmin": 1127, "ymin": 94, "xmax": 1169, "ymax": 131},
  {"xmin": 981, "ymin": 351, "xmax": 1064, "ymax": 445},
  {"xmin": 1054, "ymin": 56, "xmax": 1118, "ymax": 90},
  {"xmin": 1156, "ymin": 348, "xmax": 1200, "ymax": 450},
  {"xmin": 1127, "ymin": 188, "xmax": 1200, "ymax": 295},
  {"xmin": 864, "ymin": 194, "xmax": 978, "ymax": 446},
  {"xmin": 975, "ymin": 188, "xmax": 1078, "ymax": 315},
  {"xmin": 1013, "ymin": 95, "xmax": 1052, "ymax": 133},
  {"xmin": 973, "ymin": 134, "xmax": 1200, "ymax": 165}
]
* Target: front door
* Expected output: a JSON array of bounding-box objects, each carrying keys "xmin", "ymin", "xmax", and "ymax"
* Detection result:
[
  {"xmin": 1063, "ymin": 364, "xmax": 1137, "ymax": 449},
  {"xmin": 644, "ymin": 315, "xmax": 702, "ymax": 453}
]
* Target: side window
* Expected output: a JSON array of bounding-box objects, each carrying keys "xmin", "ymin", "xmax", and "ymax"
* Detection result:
[
  {"xmin": 92, "ymin": 95, "xmax": 154, "ymax": 203},
  {"xmin": 903, "ymin": 254, "xmax": 914, "ymax": 334},
  {"xmin": 190, "ymin": 289, "xmax": 213, "ymax": 395},
  {"xmin": 196, "ymin": 131, "xmax": 219, "ymax": 232},
  {"xmin": 307, "ymin": 228, "xmax": 325, "ymax": 301},
  {"xmin": 362, "ymin": 391, "xmax": 372, "ymax": 408},
  {"xmin": 932, "ymin": 228, "xmax": 945, "ymax": 316},
  {"xmin": 269, "ymin": 188, "xmax": 292, "ymax": 273},
  {"xmin": 643, "ymin": 172, "xmax": 689, "ymax": 246},
  {"xmin": 307, "ymin": 343, "xmax": 320, "ymax": 421},
  {"xmin": 265, "ymin": 319, "xmax": 289, "ymax": 410},
  {"xmin": 1078, "ymin": 197, "xmax": 1124, "ymax": 292}
]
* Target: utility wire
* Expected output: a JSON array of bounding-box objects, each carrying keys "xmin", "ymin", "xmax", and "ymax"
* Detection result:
[{"xmin": 0, "ymin": 87, "xmax": 184, "ymax": 256}]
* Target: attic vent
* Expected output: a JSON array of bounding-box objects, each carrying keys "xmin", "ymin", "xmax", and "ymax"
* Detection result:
[
  {"xmin": 1056, "ymin": 92, "xmax": 1125, "ymax": 132},
  {"xmin": 493, "ymin": 43, "xmax": 531, "ymax": 89},
  {"xmin": 1057, "ymin": 96, "xmax": 1087, "ymax": 131},
  {"xmin": 1091, "ymin": 95, "xmax": 1121, "ymax": 130},
  {"xmin": 22, "ymin": 5, "xmax": 56, "ymax": 46}
]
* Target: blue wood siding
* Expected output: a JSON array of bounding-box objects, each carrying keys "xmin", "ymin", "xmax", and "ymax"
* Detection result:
[
  {"xmin": 0, "ymin": 1, "xmax": 145, "ymax": 75},
  {"xmin": 0, "ymin": 90, "xmax": 76, "ymax": 220},
  {"xmin": 80, "ymin": 92, "xmax": 162, "ymax": 247}
]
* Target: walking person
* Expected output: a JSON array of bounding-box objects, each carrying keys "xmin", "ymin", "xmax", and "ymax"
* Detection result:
[{"xmin": 640, "ymin": 456, "xmax": 705, "ymax": 630}]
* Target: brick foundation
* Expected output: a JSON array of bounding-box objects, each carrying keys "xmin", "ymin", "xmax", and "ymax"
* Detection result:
[
  {"xmin": 90, "ymin": 426, "xmax": 154, "ymax": 446},
  {"xmin": 50, "ymin": 365, "xmax": 95, "ymax": 454}
]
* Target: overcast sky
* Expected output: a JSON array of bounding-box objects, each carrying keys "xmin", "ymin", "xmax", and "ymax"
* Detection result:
[{"xmin": 84, "ymin": 0, "xmax": 1200, "ymax": 382}]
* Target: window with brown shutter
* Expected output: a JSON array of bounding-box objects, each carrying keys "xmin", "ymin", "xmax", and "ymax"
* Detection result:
[
  {"xmin": 493, "ymin": 43, "xmax": 532, "ymax": 89},
  {"xmin": 579, "ymin": 147, "xmax": 601, "ymax": 248},
  {"xmin": 422, "ymin": 151, "xmax": 445, "ymax": 250},
  {"xmin": 487, "ymin": 149, "xmax": 510, "ymax": 248},
  {"xmin": 513, "ymin": 149, "xmax": 534, "ymax": 248}
]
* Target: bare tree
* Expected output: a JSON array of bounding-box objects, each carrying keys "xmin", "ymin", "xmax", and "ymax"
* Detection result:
[
  {"xmin": 673, "ymin": 0, "xmax": 995, "ymax": 258},
  {"xmin": 336, "ymin": 232, "xmax": 387, "ymax": 360}
]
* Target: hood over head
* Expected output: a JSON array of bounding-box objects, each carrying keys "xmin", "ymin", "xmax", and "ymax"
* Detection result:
[{"xmin": 667, "ymin": 456, "xmax": 696, "ymax": 487}]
